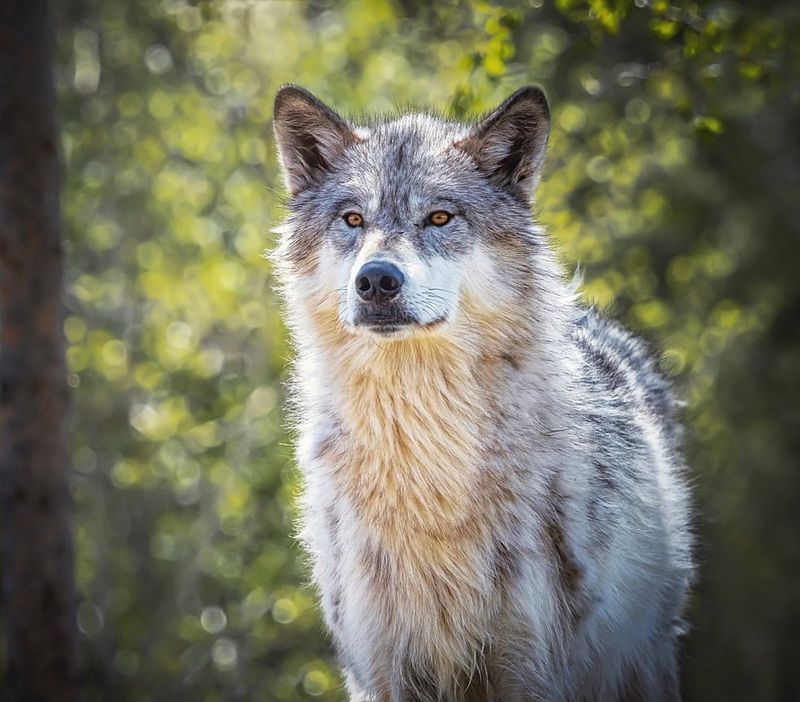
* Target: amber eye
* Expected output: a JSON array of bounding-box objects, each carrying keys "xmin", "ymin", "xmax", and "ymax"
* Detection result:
[
  {"xmin": 343, "ymin": 212, "xmax": 364, "ymax": 228},
  {"xmin": 428, "ymin": 211, "xmax": 452, "ymax": 226}
]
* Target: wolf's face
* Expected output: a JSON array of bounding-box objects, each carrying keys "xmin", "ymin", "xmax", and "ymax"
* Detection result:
[{"xmin": 273, "ymin": 86, "xmax": 550, "ymax": 341}]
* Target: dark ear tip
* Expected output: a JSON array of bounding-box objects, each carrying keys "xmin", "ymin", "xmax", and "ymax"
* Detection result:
[
  {"xmin": 273, "ymin": 84, "xmax": 315, "ymax": 116},
  {"xmin": 508, "ymin": 85, "xmax": 550, "ymax": 118}
]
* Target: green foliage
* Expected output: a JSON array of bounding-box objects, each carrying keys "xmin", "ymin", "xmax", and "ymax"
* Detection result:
[{"xmin": 53, "ymin": 1, "xmax": 799, "ymax": 699}]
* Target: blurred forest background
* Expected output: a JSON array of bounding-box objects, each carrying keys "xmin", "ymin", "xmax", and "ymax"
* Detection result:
[{"xmin": 13, "ymin": 0, "xmax": 797, "ymax": 699}]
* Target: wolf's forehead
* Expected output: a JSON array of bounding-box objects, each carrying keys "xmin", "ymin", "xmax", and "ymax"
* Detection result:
[
  {"xmin": 339, "ymin": 115, "xmax": 470, "ymax": 208},
  {"xmin": 370, "ymin": 113, "xmax": 463, "ymax": 145}
]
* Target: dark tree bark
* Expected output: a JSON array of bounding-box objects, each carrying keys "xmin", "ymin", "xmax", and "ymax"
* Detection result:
[{"xmin": 0, "ymin": 1, "xmax": 77, "ymax": 700}]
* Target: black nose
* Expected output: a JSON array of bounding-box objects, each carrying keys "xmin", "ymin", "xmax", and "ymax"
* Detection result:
[{"xmin": 355, "ymin": 260, "xmax": 405, "ymax": 303}]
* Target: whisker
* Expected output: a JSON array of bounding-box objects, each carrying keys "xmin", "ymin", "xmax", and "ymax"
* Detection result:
[
  {"xmin": 423, "ymin": 286, "xmax": 459, "ymax": 299},
  {"xmin": 418, "ymin": 288, "xmax": 478, "ymax": 327}
]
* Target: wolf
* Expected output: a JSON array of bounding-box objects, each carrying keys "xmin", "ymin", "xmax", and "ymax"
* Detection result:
[{"xmin": 271, "ymin": 84, "xmax": 694, "ymax": 702}]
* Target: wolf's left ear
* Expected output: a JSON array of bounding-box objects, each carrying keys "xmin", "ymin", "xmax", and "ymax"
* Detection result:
[
  {"xmin": 456, "ymin": 86, "xmax": 550, "ymax": 203},
  {"xmin": 273, "ymin": 85, "xmax": 359, "ymax": 196}
]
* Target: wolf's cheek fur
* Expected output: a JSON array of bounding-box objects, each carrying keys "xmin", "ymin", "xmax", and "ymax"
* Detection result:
[
  {"xmin": 313, "ymin": 241, "xmax": 357, "ymax": 325},
  {"xmin": 458, "ymin": 243, "xmax": 513, "ymax": 309}
]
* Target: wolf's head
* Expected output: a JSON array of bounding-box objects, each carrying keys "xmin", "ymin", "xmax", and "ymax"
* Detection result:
[{"xmin": 272, "ymin": 86, "xmax": 551, "ymax": 347}]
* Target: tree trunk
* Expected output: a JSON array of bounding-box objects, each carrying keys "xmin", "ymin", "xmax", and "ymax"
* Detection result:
[{"xmin": 0, "ymin": 1, "xmax": 77, "ymax": 699}]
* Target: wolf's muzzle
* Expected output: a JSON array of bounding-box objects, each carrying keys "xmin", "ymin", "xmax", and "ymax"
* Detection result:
[{"xmin": 355, "ymin": 260, "xmax": 404, "ymax": 304}]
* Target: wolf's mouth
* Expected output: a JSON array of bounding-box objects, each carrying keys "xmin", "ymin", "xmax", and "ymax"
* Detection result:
[
  {"xmin": 365, "ymin": 324, "xmax": 404, "ymax": 337},
  {"xmin": 353, "ymin": 304, "xmax": 446, "ymax": 335},
  {"xmin": 353, "ymin": 303, "xmax": 415, "ymax": 328}
]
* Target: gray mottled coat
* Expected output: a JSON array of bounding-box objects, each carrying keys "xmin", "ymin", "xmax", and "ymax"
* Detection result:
[{"xmin": 271, "ymin": 85, "xmax": 694, "ymax": 702}]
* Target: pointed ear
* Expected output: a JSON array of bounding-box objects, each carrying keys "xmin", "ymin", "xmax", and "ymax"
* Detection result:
[
  {"xmin": 273, "ymin": 85, "xmax": 359, "ymax": 195},
  {"xmin": 456, "ymin": 86, "xmax": 550, "ymax": 203}
]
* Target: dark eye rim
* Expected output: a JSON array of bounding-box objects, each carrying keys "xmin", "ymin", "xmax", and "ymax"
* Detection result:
[
  {"xmin": 343, "ymin": 211, "xmax": 364, "ymax": 228},
  {"xmin": 427, "ymin": 210, "xmax": 453, "ymax": 227}
]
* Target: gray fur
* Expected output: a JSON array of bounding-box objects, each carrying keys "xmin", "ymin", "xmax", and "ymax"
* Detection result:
[{"xmin": 271, "ymin": 85, "xmax": 694, "ymax": 702}]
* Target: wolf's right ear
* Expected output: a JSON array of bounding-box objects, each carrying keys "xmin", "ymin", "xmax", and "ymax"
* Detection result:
[
  {"xmin": 456, "ymin": 86, "xmax": 550, "ymax": 204},
  {"xmin": 273, "ymin": 85, "xmax": 359, "ymax": 196}
]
